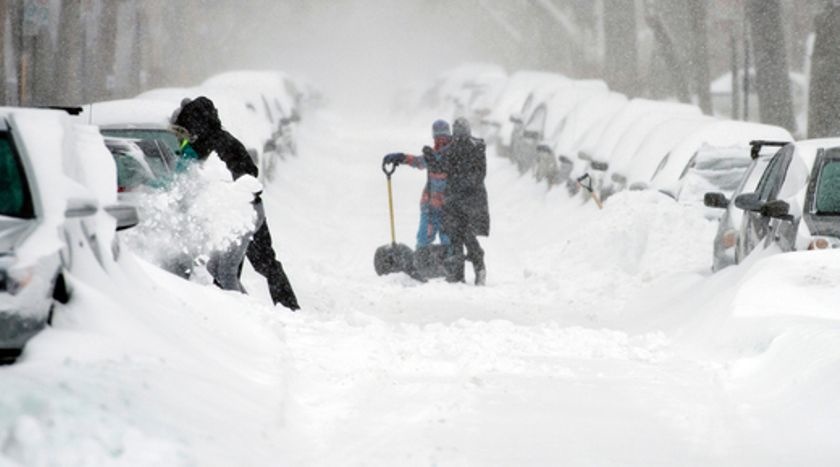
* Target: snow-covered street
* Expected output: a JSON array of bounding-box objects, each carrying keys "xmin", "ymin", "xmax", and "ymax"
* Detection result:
[{"xmin": 4, "ymin": 106, "xmax": 839, "ymax": 466}]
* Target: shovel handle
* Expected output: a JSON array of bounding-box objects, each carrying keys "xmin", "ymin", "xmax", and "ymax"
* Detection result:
[{"xmin": 382, "ymin": 160, "xmax": 397, "ymax": 177}]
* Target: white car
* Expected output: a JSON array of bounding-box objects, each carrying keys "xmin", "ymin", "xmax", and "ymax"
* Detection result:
[
  {"xmin": 0, "ymin": 107, "xmax": 135, "ymax": 362},
  {"xmin": 647, "ymin": 121, "xmax": 793, "ymax": 199}
]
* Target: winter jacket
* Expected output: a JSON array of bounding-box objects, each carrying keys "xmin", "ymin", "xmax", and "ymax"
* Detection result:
[
  {"xmin": 441, "ymin": 136, "xmax": 490, "ymax": 237},
  {"xmin": 174, "ymin": 96, "xmax": 258, "ymax": 181}
]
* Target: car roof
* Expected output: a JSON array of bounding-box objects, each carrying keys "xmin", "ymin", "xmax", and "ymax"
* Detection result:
[
  {"xmin": 74, "ymin": 99, "xmax": 175, "ymax": 128},
  {"xmin": 650, "ymin": 120, "xmax": 793, "ymax": 188}
]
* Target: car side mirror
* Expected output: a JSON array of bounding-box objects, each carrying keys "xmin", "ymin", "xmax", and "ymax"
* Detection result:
[
  {"xmin": 509, "ymin": 113, "xmax": 523, "ymax": 124},
  {"xmin": 734, "ymin": 193, "xmax": 762, "ymax": 212},
  {"xmin": 703, "ymin": 192, "xmax": 729, "ymax": 209},
  {"xmin": 104, "ymin": 204, "xmax": 140, "ymax": 231},
  {"xmin": 590, "ymin": 160, "xmax": 608, "ymax": 171},
  {"xmin": 523, "ymin": 130, "xmax": 540, "ymax": 140},
  {"xmin": 760, "ymin": 199, "xmax": 791, "ymax": 219},
  {"xmin": 65, "ymin": 198, "xmax": 98, "ymax": 218},
  {"xmin": 629, "ymin": 182, "xmax": 648, "ymax": 191},
  {"xmin": 537, "ymin": 143, "xmax": 553, "ymax": 155}
]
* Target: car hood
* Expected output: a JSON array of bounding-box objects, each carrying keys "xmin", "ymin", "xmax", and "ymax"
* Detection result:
[{"xmin": 0, "ymin": 218, "xmax": 36, "ymax": 254}]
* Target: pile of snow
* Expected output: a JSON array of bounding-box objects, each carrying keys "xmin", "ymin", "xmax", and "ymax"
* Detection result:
[{"xmin": 121, "ymin": 156, "xmax": 259, "ymax": 275}]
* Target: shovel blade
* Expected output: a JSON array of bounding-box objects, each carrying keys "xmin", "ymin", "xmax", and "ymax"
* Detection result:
[{"xmin": 374, "ymin": 243, "xmax": 414, "ymax": 276}]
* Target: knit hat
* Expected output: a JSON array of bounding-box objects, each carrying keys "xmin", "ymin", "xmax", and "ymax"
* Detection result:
[
  {"xmin": 452, "ymin": 117, "xmax": 471, "ymax": 139},
  {"xmin": 432, "ymin": 119, "xmax": 451, "ymax": 138}
]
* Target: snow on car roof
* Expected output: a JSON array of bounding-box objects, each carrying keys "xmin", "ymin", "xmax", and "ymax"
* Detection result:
[
  {"xmin": 486, "ymin": 70, "xmax": 567, "ymax": 123},
  {"xmin": 587, "ymin": 99, "xmax": 702, "ymax": 165},
  {"xmin": 609, "ymin": 115, "xmax": 717, "ymax": 181},
  {"xmin": 74, "ymin": 99, "xmax": 176, "ymax": 128},
  {"xmin": 650, "ymin": 120, "xmax": 793, "ymax": 190},
  {"xmin": 622, "ymin": 117, "xmax": 718, "ymax": 185},
  {"xmin": 202, "ymin": 70, "xmax": 297, "ymax": 118},
  {"xmin": 554, "ymin": 91, "xmax": 628, "ymax": 160},
  {"xmin": 540, "ymin": 81, "xmax": 608, "ymax": 140}
]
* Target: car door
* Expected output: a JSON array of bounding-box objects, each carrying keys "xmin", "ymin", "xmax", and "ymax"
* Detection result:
[{"xmin": 736, "ymin": 144, "xmax": 793, "ymax": 261}]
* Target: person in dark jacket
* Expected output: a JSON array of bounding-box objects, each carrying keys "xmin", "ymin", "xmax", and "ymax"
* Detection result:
[
  {"xmin": 171, "ymin": 96, "xmax": 300, "ymax": 310},
  {"xmin": 440, "ymin": 117, "xmax": 489, "ymax": 285}
]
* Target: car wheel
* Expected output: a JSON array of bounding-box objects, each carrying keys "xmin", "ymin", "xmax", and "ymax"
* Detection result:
[{"xmin": 53, "ymin": 273, "xmax": 70, "ymax": 305}]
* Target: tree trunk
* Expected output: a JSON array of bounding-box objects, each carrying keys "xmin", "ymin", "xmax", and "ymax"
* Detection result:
[
  {"xmin": 646, "ymin": 12, "xmax": 690, "ymax": 103},
  {"xmin": 56, "ymin": 0, "xmax": 84, "ymax": 105},
  {"xmin": 807, "ymin": 3, "xmax": 840, "ymax": 138},
  {"xmin": 603, "ymin": 0, "xmax": 639, "ymax": 97},
  {"xmin": 688, "ymin": 0, "xmax": 712, "ymax": 114},
  {"xmin": 0, "ymin": 1, "xmax": 7, "ymax": 105},
  {"xmin": 89, "ymin": 0, "xmax": 118, "ymax": 101},
  {"xmin": 746, "ymin": 0, "xmax": 796, "ymax": 132}
]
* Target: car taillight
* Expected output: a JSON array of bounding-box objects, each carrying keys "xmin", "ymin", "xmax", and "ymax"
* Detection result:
[
  {"xmin": 5, "ymin": 265, "xmax": 34, "ymax": 295},
  {"xmin": 721, "ymin": 230, "xmax": 737, "ymax": 249},
  {"xmin": 808, "ymin": 238, "xmax": 831, "ymax": 250}
]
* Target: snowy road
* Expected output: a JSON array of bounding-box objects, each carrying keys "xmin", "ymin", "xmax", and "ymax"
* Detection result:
[
  {"xmin": 3, "ymin": 109, "xmax": 840, "ymax": 466},
  {"xmin": 256, "ymin": 111, "xmax": 740, "ymax": 466}
]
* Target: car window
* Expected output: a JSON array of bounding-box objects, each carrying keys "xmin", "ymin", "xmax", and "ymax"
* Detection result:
[
  {"xmin": 755, "ymin": 145, "xmax": 793, "ymax": 201},
  {"xmin": 526, "ymin": 107, "xmax": 547, "ymax": 134},
  {"xmin": 0, "ymin": 132, "xmax": 33, "ymax": 219},
  {"xmin": 114, "ymin": 153, "xmax": 152, "ymax": 191},
  {"xmin": 101, "ymin": 129, "xmax": 181, "ymax": 155},
  {"xmin": 815, "ymin": 160, "xmax": 840, "ymax": 214},
  {"xmin": 135, "ymin": 140, "xmax": 172, "ymax": 179}
]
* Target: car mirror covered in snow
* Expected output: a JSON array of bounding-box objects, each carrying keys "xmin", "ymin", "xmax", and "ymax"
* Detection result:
[
  {"xmin": 734, "ymin": 192, "xmax": 762, "ymax": 212},
  {"xmin": 703, "ymin": 192, "xmax": 729, "ymax": 209},
  {"xmin": 64, "ymin": 198, "xmax": 98, "ymax": 218}
]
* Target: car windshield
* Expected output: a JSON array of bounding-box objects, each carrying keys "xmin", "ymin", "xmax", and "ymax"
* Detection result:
[
  {"xmin": 101, "ymin": 129, "xmax": 181, "ymax": 155},
  {"xmin": 0, "ymin": 132, "xmax": 33, "ymax": 219},
  {"xmin": 815, "ymin": 160, "xmax": 840, "ymax": 215}
]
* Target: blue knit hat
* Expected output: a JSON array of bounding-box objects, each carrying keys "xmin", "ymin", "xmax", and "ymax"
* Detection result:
[{"xmin": 432, "ymin": 119, "xmax": 451, "ymax": 138}]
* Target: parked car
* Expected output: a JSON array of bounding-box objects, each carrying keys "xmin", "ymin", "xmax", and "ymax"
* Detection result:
[
  {"xmin": 647, "ymin": 121, "xmax": 793, "ymax": 200},
  {"xmin": 600, "ymin": 114, "xmax": 716, "ymax": 198},
  {"xmin": 609, "ymin": 116, "xmax": 716, "ymax": 193},
  {"xmin": 480, "ymin": 71, "xmax": 567, "ymax": 150},
  {"xmin": 555, "ymin": 92, "xmax": 629, "ymax": 192},
  {"xmin": 731, "ymin": 138, "xmax": 840, "ymax": 263},
  {"xmin": 704, "ymin": 140, "xmax": 789, "ymax": 271},
  {"xmin": 0, "ymin": 107, "xmax": 136, "ymax": 363},
  {"xmin": 511, "ymin": 80, "xmax": 608, "ymax": 178}
]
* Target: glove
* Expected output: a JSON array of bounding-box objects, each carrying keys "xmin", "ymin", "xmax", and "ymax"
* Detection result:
[{"xmin": 383, "ymin": 153, "xmax": 405, "ymax": 165}]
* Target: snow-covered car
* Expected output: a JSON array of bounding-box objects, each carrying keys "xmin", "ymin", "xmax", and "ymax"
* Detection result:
[
  {"xmin": 511, "ymin": 80, "xmax": 608, "ymax": 180},
  {"xmin": 732, "ymin": 138, "xmax": 840, "ymax": 262},
  {"xmin": 202, "ymin": 70, "xmax": 302, "ymax": 172},
  {"xmin": 703, "ymin": 140, "xmax": 789, "ymax": 271},
  {"xmin": 480, "ymin": 70, "xmax": 567, "ymax": 151},
  {"xmin": 456, "ymin": 69, "xmax": 508, "ymax": 130},
  {"xmin": 0, "ymin": 107, "xmax": 134, "ymax": 363},
  {"xmin": 609, "ymin": 116, "xmax": 716, "ymax": 193},
  {"xmin": 647, "ymin": 121, "xmax": 793, "ymax": 200},
  {"xmin": 507, "ymin": 77, "xmax": 573, "ymax": 167},
  {"xmin": 77, "ymin": 98, "xmax": 184, "ymax": 156},
  {"xmin": 554, "ymin": 92, "xmax": 629, "ymax": 192}
]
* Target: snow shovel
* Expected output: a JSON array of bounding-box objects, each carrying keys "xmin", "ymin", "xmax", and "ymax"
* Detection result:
[
  {"xmin": 576, "ymin": 173, "xmax": 603, "ymax": 209},
  {"xmin": 374, "ymin": 160, "xmax": 415, "ymax": 277}
]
